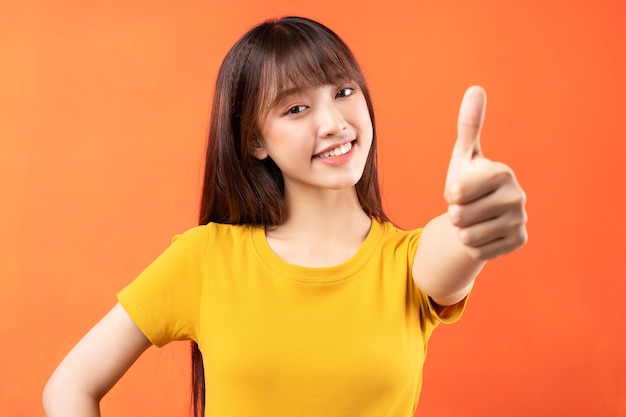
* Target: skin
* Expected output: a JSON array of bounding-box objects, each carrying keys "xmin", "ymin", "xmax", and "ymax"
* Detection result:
[
  {"xmin": 255, "ymin": 82, "xmax": 372, "ymax": 194},
  {"xmin": 43, "ymin": 304, "xmax": 151, "ymax": 416},
  {"xmin": 254, "ymin": 81, "xmax": 374, "ymax": 268},
  {"xmin": 415, "ymin": 86, "xmax": 527, "ymax": 306},
  {"xmin": 42, "ymin": 84, "xmax": 527, "ymax": 415}
]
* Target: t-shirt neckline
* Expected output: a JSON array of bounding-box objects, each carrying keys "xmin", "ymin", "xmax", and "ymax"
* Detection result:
[{"xmin": 251, "ymin": 219, "xmax": 385, "ymax": 283}]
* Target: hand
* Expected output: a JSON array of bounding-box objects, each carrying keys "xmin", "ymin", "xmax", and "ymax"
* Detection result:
[{"xmin": 444, "ymin": 86, "xmax": 528, "ymax": 261}]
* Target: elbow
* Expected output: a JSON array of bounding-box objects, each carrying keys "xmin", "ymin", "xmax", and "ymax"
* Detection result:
[
  {"xmin": 428, "ymin": 283, "xmax": 473, "ymax": 306},
  {"xmin": 42, "ymin": 376, "xmax": 59, "ymax": 416},
  {"xmin": 42, "ymin": 372, "xmax": 100, "ymax": 416},
  {"xmin": 42, "ymin": 374, "xmax": 68, "ymax": 416}
]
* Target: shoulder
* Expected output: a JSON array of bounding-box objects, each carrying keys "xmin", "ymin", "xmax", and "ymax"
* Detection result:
[
  {"xmin": 370, "ymin": 221, "xmax": 423, "ymax": 268},
  {"xmin": 173, "ymin": 222, "xmax": 256, "ymax": 245},
  {"xmin": 377, "ymin": 221, "xmax": 422, "ymax": 245}
]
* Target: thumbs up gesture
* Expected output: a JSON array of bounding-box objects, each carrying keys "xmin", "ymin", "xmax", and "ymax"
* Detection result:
[{"xmin": 444, "ymin": 86, "xmax": 527, "ymax": 261}]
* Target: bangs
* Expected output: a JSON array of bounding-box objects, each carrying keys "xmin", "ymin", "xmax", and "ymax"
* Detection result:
[{"xmin": 255, "ymin": 20, "xmax": 365, "ymax": 119}]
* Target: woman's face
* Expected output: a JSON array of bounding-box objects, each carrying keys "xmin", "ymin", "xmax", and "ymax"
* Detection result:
[{"xmin": 255, "ymin": 81, "xmax": 373, "ymax": 196}]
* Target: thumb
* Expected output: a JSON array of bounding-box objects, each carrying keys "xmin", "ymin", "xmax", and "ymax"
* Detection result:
[{"xmin": 446, "ymin": 85, "xmax": 487, "ymax": 187}]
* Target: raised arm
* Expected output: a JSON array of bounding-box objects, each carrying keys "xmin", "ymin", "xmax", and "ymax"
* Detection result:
[
  {"xmin": 43, "ymin": 303, "xmax": 152, "ymax": 417},
  {"xmin": 413, "ymin": 86, "xmax": 528, "ymax": 306}
]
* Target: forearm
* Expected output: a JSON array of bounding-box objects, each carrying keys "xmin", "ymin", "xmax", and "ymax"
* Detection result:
[
  {"xmin": 43, "ymin": 377, "xmax": 102, "ymax": 417},
  {"xmin": 412, "ymin": 86, "xmax": 526, "ymax": 306},
  {"xmin": 413, "ymin": 213, "xmax": 485, "ymax": 305},
  {"xmin": 42, "ymin": 303, "xmax": 152, "ymax": 417},
  {"xmin": 43, "ymin": 350, "xmax": 108, "ymax": 417}
]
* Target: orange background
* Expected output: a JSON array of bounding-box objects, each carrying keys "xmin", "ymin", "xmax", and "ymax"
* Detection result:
[{"xmin": 1, "ymin": 1, "xmax": 625, "ymax": 416}]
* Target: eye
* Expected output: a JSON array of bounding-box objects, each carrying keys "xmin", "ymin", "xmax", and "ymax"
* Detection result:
[
  {"xmin": 336, "ymin": 87, "xmax": 355, "ymax": 98},
  {"xmin": 286, "ymin": 105, "xmax": 308, "ymax": 115}
]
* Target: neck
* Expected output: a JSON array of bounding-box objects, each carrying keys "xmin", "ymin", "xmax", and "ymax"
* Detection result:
[
  {"xmin": 265, "ymin": 187, "xmax": 373, "ymax": 267},
  {"xmin": 279, "ymin": 187, "xmax": 370, "ymax": 237}
]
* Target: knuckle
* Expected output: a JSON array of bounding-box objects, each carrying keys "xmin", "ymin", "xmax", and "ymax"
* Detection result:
[
  {"xmin": 457, "ymin": 228, "xmax": 473, "ymax": 246},
  {"xmin": 492, "ymin": 163, "xmax": 518, "ymax": 187},
  {"xmin": 445, "ymin": 183, "xmax": 466, "ymax": 204},
  {"xmin": 471, "ymin": 247, "xmax": 491, "ymax": 261},
  {"xmin": 519, "ymin": 188, "xmax": 527, "ymax": 205},
  {"xmin": 510, "ymin": 209, "xmax": 528, "ymax": 229},
  {"xmin": 448, "ymin": 205, "xmax": 466, "ymax": 226},
  {"xmin": 502, "ymin": 189, "xmax": 527, "ymax": 213},
  {"xmin": 504, "ymin": 227, "xmax": 528, "ymax": 252}
]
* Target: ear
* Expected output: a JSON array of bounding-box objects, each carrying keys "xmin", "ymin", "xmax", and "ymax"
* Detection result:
[{"xmin": 250, "ymin": 136, "xmax": 269, "ymax": 160}]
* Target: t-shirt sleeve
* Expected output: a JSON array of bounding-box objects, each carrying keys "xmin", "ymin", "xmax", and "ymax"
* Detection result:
[
  {"xmin": 406, "ymin": 228, "xmax": 468, "ymax": 332},
  {"xmin": 117, "ymin": 226, "xmax": 209, "ymax": 347}
]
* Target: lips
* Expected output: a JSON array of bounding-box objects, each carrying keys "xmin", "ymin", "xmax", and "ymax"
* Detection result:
[{"xmin": 314, "ymin": 140, "xmax": 354, "ymax": 159}]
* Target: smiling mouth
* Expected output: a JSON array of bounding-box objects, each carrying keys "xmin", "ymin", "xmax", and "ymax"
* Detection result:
[{"xmin": 314, "ymin": 141, "xmax": 355, "ymax": 159}]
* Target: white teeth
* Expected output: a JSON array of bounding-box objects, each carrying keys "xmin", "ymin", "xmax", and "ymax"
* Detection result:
[{"xmin": 318, "ymin": 142, "xmax": 352, "ymax": 158}]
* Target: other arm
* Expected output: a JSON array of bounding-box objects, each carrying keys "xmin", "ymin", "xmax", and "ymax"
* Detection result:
[{"xmin": 43, "ymin": 303, "xmax": 152, "ymax": 417}]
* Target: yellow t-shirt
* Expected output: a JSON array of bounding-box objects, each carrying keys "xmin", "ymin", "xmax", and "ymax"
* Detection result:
[{"xmin": 118, "ymin": 220, "xmax": 466, "ymax": 417}]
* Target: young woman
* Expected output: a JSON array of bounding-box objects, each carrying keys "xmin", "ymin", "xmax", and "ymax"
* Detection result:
[{"xmin": 43, "ymin": 16, "xmax": 527, "ymax": 417}]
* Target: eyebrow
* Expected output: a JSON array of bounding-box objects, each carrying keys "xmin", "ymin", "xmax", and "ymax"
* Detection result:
[
  {"xmin": 271, "ymin": 87, "xmax": 306, "ymax": 108},
  {"xmin": 269, "ymin": 78, "xmax": 354, "ymax": 109}
]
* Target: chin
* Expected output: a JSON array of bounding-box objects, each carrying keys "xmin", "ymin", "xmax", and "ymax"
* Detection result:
[{"xmin": 324, "ymin": 175, "xmax": 364, "ymax": 191}]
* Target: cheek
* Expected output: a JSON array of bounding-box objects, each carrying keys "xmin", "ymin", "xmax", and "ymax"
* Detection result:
[
  {"xmin": 259, "ymin": 124, "xmax": 307, "ymax": 162},
  {"xmin": 353, "ymin": 97, "xmax": 372, "ymax": 128},
  {"xmin": 357, "ymin": 106, "xmax": 373, "ymax": 141}
]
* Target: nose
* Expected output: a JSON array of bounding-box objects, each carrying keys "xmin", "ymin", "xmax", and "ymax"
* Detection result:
[{"xmin": 316, "ymin": 100, "xmax": 347, "ymax": 138}]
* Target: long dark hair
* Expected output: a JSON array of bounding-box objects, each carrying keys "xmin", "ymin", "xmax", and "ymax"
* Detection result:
[{"xmin": 192, "ymin": 16, "xmax": 389, "ymax": 416}]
